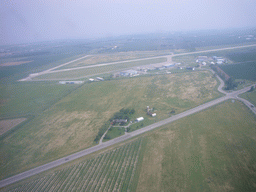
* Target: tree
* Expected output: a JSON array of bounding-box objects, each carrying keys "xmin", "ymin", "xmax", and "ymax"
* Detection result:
[
  {"xmin": 130, "ymin": 109, "xmax": 135, "ymax": 114},
  {"xmin": 249, "ymin": 86, "xmax": 255, "ymax": 92},
  {"xmin": 225, "ymin": 77, "xmax": 237, "ymax": 90},
  {"xmin": 104, "ymin": 135, "xmax": 111, "ymax": 140}
]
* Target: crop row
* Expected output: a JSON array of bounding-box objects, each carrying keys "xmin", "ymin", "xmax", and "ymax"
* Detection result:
[{"xmin": 4, "ymin": 138, "xmax": 143, "ymax": 192}]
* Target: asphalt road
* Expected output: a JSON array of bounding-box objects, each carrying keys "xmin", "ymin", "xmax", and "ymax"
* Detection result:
[{"xmin": 0, "ymin": 80, "xmax": 255, "ymax": 188}]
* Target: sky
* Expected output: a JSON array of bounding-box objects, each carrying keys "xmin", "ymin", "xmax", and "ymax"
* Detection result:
[{"xmin": 1, "ymin": 0, "xmax": 256, "ymax": 45}]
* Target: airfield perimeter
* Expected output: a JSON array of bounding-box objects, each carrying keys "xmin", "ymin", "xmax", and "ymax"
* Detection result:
[
  {"xmin": 1, "ymin": 44, "xmax": 256, "ymax": 188},
  {"xmin": 20, "ymin": 44, "xmax": 256, "ymax": 81}
]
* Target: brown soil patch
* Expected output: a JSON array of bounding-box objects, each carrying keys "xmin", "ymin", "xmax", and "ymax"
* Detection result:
[
  {"xmin": 0, "ymin": 118, "xmax": 27, "ymax": 135},
  {"xmin": 0, "ymin": 61, "xmax": 33, "ymax": 67}
]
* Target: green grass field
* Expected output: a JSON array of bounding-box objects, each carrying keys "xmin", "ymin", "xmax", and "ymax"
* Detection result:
[
  {"xmin": 0, "ymin": 81, "xmax": 80, "ymax": 118},
  {"xmin": 0, "ymin": 71, "xmax": 220, "ymax": 180},
  {"xmin": 34, "ymin": 57, "xmax": 166, "ymax": 80},
  {"xmin": 137, "ymin": 100, "xmax": 256, "ymax": 191},
  {"xmin": 2, "ymin": 100, "xmax": 256, "ymax": 191}
]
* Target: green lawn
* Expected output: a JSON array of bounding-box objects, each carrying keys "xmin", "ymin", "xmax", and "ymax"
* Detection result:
[{"xmin": 103, "ymin": 127, "xmax": 126, "ymax": 141}]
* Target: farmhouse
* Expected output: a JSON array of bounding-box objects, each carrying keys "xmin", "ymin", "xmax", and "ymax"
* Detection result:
[
  {"xmin": 147, "ymin": 112, "xmax": 156, "ymax": 117},
  {"xmin": 112, "ymin": 119, "xmax": 127, "ymax": 124},
  {"xmin": 146, "ymin": 106, "xmax": 156, "ymax": 117},
  {"xmin": 136, "ymin": 117, "xmax": 144, "ymax": 122}
]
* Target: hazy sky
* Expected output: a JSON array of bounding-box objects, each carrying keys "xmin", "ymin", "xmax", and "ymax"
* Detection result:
[{"xmin": 1, "ymin": 0, "xmax": 256, "ymax": 45}]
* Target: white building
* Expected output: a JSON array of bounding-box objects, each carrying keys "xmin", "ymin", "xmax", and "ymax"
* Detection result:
[
  {"xmin": 96, "ymin": 77, "xmax": 104, "ymax": 81},
  {"xmin": 59, "ymin": 81, "xmax": 84, "ymax": 84},
  {"xmin": 136, "ymin": 117, "xmax": 144, "ymax": 122}
]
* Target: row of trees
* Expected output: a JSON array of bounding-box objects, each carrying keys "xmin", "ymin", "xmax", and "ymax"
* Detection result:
[
  {"xmin": 109, "ymin": 108, "xmax": 135, "ymax": 122},
  {"xmin": 210, "ymin": 64, "xmax": 237, "ymax": 90},
  {"xmin": 225, "ymin": 77, "xmax": 238, "ymax": 90},
  {"xmin": 94, "ymin": 123, "xmax": 110, "ymax": 143},
  {"xmin": 94, "ymin": 108, "xmax": 136, "ymax": 143}
]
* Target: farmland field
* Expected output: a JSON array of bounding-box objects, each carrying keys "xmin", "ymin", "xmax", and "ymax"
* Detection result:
[
  {"xmin": 2, "ymin": 138, "xmax": 143, "ymax": 192},
  {"xmin": 34, "ymin": 57, "xmax": 166, "ymax": 80},
  {"xmin": 0, "ymin": 71, "xmax": 221, "ymax": 180},
  {"xmin": 2, "ymin": 100, "xmax": 256, "ymax": 191},
  {"xmin": 0, "ymin": 81, "xmax": 80, "ymax": 118},
  {"xmin": 137, "ymin": 100, "xmax": 256, "ymax": 191},
  {"xmin": 218, "ymin": 48, "xmax": 256, "ymax": 81},
  {"xmin": 219, "ymin": 62, "xmax": 256, "ymax": 81}
]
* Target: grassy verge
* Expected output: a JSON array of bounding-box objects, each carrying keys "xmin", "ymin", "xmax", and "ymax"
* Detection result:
[{"xmin": 239, "ymin": 89, "xmax": 256, "ymax": 106}]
